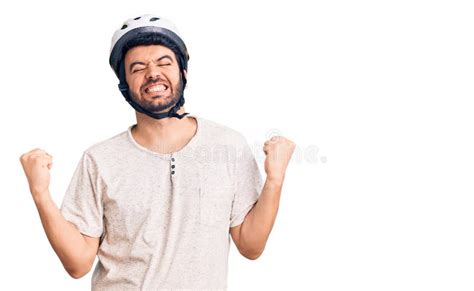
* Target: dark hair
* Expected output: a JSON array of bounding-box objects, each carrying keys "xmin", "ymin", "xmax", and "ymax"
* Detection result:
[{"xmin": 122, "ymin": 33, "xmax": 188, "ymax": 73}]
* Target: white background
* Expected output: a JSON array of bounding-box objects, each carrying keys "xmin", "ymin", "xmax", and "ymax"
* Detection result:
[{"xmin": 1, "ymin": 0, "xmax": 473, "ymax": 290}]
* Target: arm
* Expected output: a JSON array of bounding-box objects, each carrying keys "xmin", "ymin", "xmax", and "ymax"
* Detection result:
[
  {"xmin": 20, "ymin": 149, "xmax": 99, "ymax": 278},
  {"xmin": 34, "ymin": 192, "xmax": 99, "ymax": 278},
  {"xmin": 230, "ymin": 136, "xmax": 295, "ymax": 260},
  {"xmin": 230, "ymin": 177, "xmax": 283, "ymax": 260}
]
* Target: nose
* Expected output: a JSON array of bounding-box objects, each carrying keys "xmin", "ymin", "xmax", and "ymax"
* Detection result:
[{"xmin": 145, "ymin": 64, "xmax": 161, "ymax": 80}]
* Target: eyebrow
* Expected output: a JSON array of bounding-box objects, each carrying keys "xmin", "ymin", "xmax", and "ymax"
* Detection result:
[{"xmin": 129, "ymin": 55, "xmax": 174, "ymax": 72}]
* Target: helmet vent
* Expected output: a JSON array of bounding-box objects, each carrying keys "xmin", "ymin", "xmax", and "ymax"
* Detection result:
[
  {"xmin": 121, "ymin": 24, "xmax": 128, "ymax": 30},
  {"xmin": 134, "ymin": 16, "xmax": 141, "ymax": 20},
  {"xmin": 150, "ymin": 17, "xmax": 160, "ymax": 22}
]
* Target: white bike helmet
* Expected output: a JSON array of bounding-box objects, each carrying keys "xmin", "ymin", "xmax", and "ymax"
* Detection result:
[{"xmin": 109, "ymin": 14, "xmax": 190, "ymax": 119}]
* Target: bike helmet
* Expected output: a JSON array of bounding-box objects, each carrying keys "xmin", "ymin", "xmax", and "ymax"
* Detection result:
[{"xmin": 109, "ymin": 14, "xmax": 190, "ymax": 119}]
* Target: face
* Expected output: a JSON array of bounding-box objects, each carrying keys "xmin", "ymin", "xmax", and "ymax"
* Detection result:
[{"xmin": 124, "ymin": 45, "xmax": 186, "ymax": 114}]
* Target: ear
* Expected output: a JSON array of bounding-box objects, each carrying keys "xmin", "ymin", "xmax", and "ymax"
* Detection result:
[{"xmin": 183, "ymin": 69, "xmax": 188, "ymax": 79}]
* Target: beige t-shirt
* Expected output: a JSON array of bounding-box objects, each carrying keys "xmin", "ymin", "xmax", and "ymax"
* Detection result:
[{"xmin": 59, "ymin": 115, "xmax": 263, "ymax": 290}]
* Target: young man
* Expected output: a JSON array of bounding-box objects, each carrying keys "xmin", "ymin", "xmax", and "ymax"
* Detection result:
[{"xmin": 19, "ymin": 14, "xmax": 295, "ymax": 290}]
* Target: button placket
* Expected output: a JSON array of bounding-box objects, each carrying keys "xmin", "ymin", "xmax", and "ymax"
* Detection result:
[{"xmin": 170, "ymin": 156, "xmax": 176, "ymax": 176}]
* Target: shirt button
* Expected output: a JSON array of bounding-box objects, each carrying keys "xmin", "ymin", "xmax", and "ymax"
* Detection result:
[
  {"xmin": 171, "ymin": 157, "xmax": 175, "ymax": 162},
  {"xmin": 171, "ymin": 165, "xmax": 175, "ymax": 169},
  {"xmin": 171, "ymin": 171, "xmax": 175, "ymax": 175}
]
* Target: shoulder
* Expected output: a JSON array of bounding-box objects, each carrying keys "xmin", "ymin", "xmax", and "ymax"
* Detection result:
[
  {"xmin": 82, "ymin": 128, "xmax": 130, "ymax": 160},
  {"xmin": 195, "ymin": 116, "xmax": 248, "ymax": 147}
]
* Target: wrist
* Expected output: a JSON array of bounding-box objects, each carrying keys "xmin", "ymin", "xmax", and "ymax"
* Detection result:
[
  {"xmin": 266, "ymin": 175, "xmax": 285, "ymax": 188},
  {"xmin": 32, "ymin": 190, "xmax": 51, "ymax": 205}
]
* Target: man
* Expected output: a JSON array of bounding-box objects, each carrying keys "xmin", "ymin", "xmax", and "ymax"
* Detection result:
[{"xmin": 19, "ymin": 14, "xmax": 295, "ymax": 290}]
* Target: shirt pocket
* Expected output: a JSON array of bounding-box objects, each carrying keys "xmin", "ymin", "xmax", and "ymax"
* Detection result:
[{"xmin": 199, "ymin": 185, "xmax": 233, "ymax": 228}]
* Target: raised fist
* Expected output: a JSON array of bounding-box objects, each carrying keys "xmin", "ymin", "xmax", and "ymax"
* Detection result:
[
  {"xmin": 20, "ymin": 148, "xmax": 53, "ymax": 200},
  {"xmin": 263, "ymin": 136, "xmax": 295, "ymax": 183}
]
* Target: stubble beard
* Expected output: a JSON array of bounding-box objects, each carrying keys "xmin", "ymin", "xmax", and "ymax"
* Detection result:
[{"xmin": 130, "ymin": 75, "xmax": 184, "ymax": 113}]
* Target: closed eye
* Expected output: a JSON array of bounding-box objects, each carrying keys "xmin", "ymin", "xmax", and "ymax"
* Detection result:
[{"xmin": 132, "ymin": 63, "xmax": 171, "ymax": 73}]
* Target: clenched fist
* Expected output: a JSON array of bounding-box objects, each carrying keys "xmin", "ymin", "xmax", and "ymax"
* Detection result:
[
  {"xmin": 263, "ymin": 136, "xmax": 295, "ymax": 183},
  {"xmin": 20, "ymin": 148, "xmax": 53, "ymax": 200}
]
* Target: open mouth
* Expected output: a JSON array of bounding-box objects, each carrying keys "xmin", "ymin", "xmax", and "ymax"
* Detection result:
[{"xmin": 143, "ymin": 83, "xmax": 169, "ymax": 95}]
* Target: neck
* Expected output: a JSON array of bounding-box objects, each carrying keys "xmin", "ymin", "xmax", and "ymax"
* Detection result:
[
  {"xmin": 138, "ymin": 105, "xmax": 186, "ymax": 124},
  {"xmin": 131, "ymin": 107, "xmax": 194, "ymax": 152}
]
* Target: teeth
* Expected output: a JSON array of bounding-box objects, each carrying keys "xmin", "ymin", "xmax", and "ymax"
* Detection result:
[{"xmin": 146, "ymin": 84, "xmax": 167, "ymax": 93}]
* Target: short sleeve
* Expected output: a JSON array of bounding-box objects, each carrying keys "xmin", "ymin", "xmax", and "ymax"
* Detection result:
[
  {"xmin": 60, "ymin": 151, "xmax": 104, "ymax": 238},
  {"xmin": 229, "ymin": 137, "xmax": 264, "ymax": 228}
]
